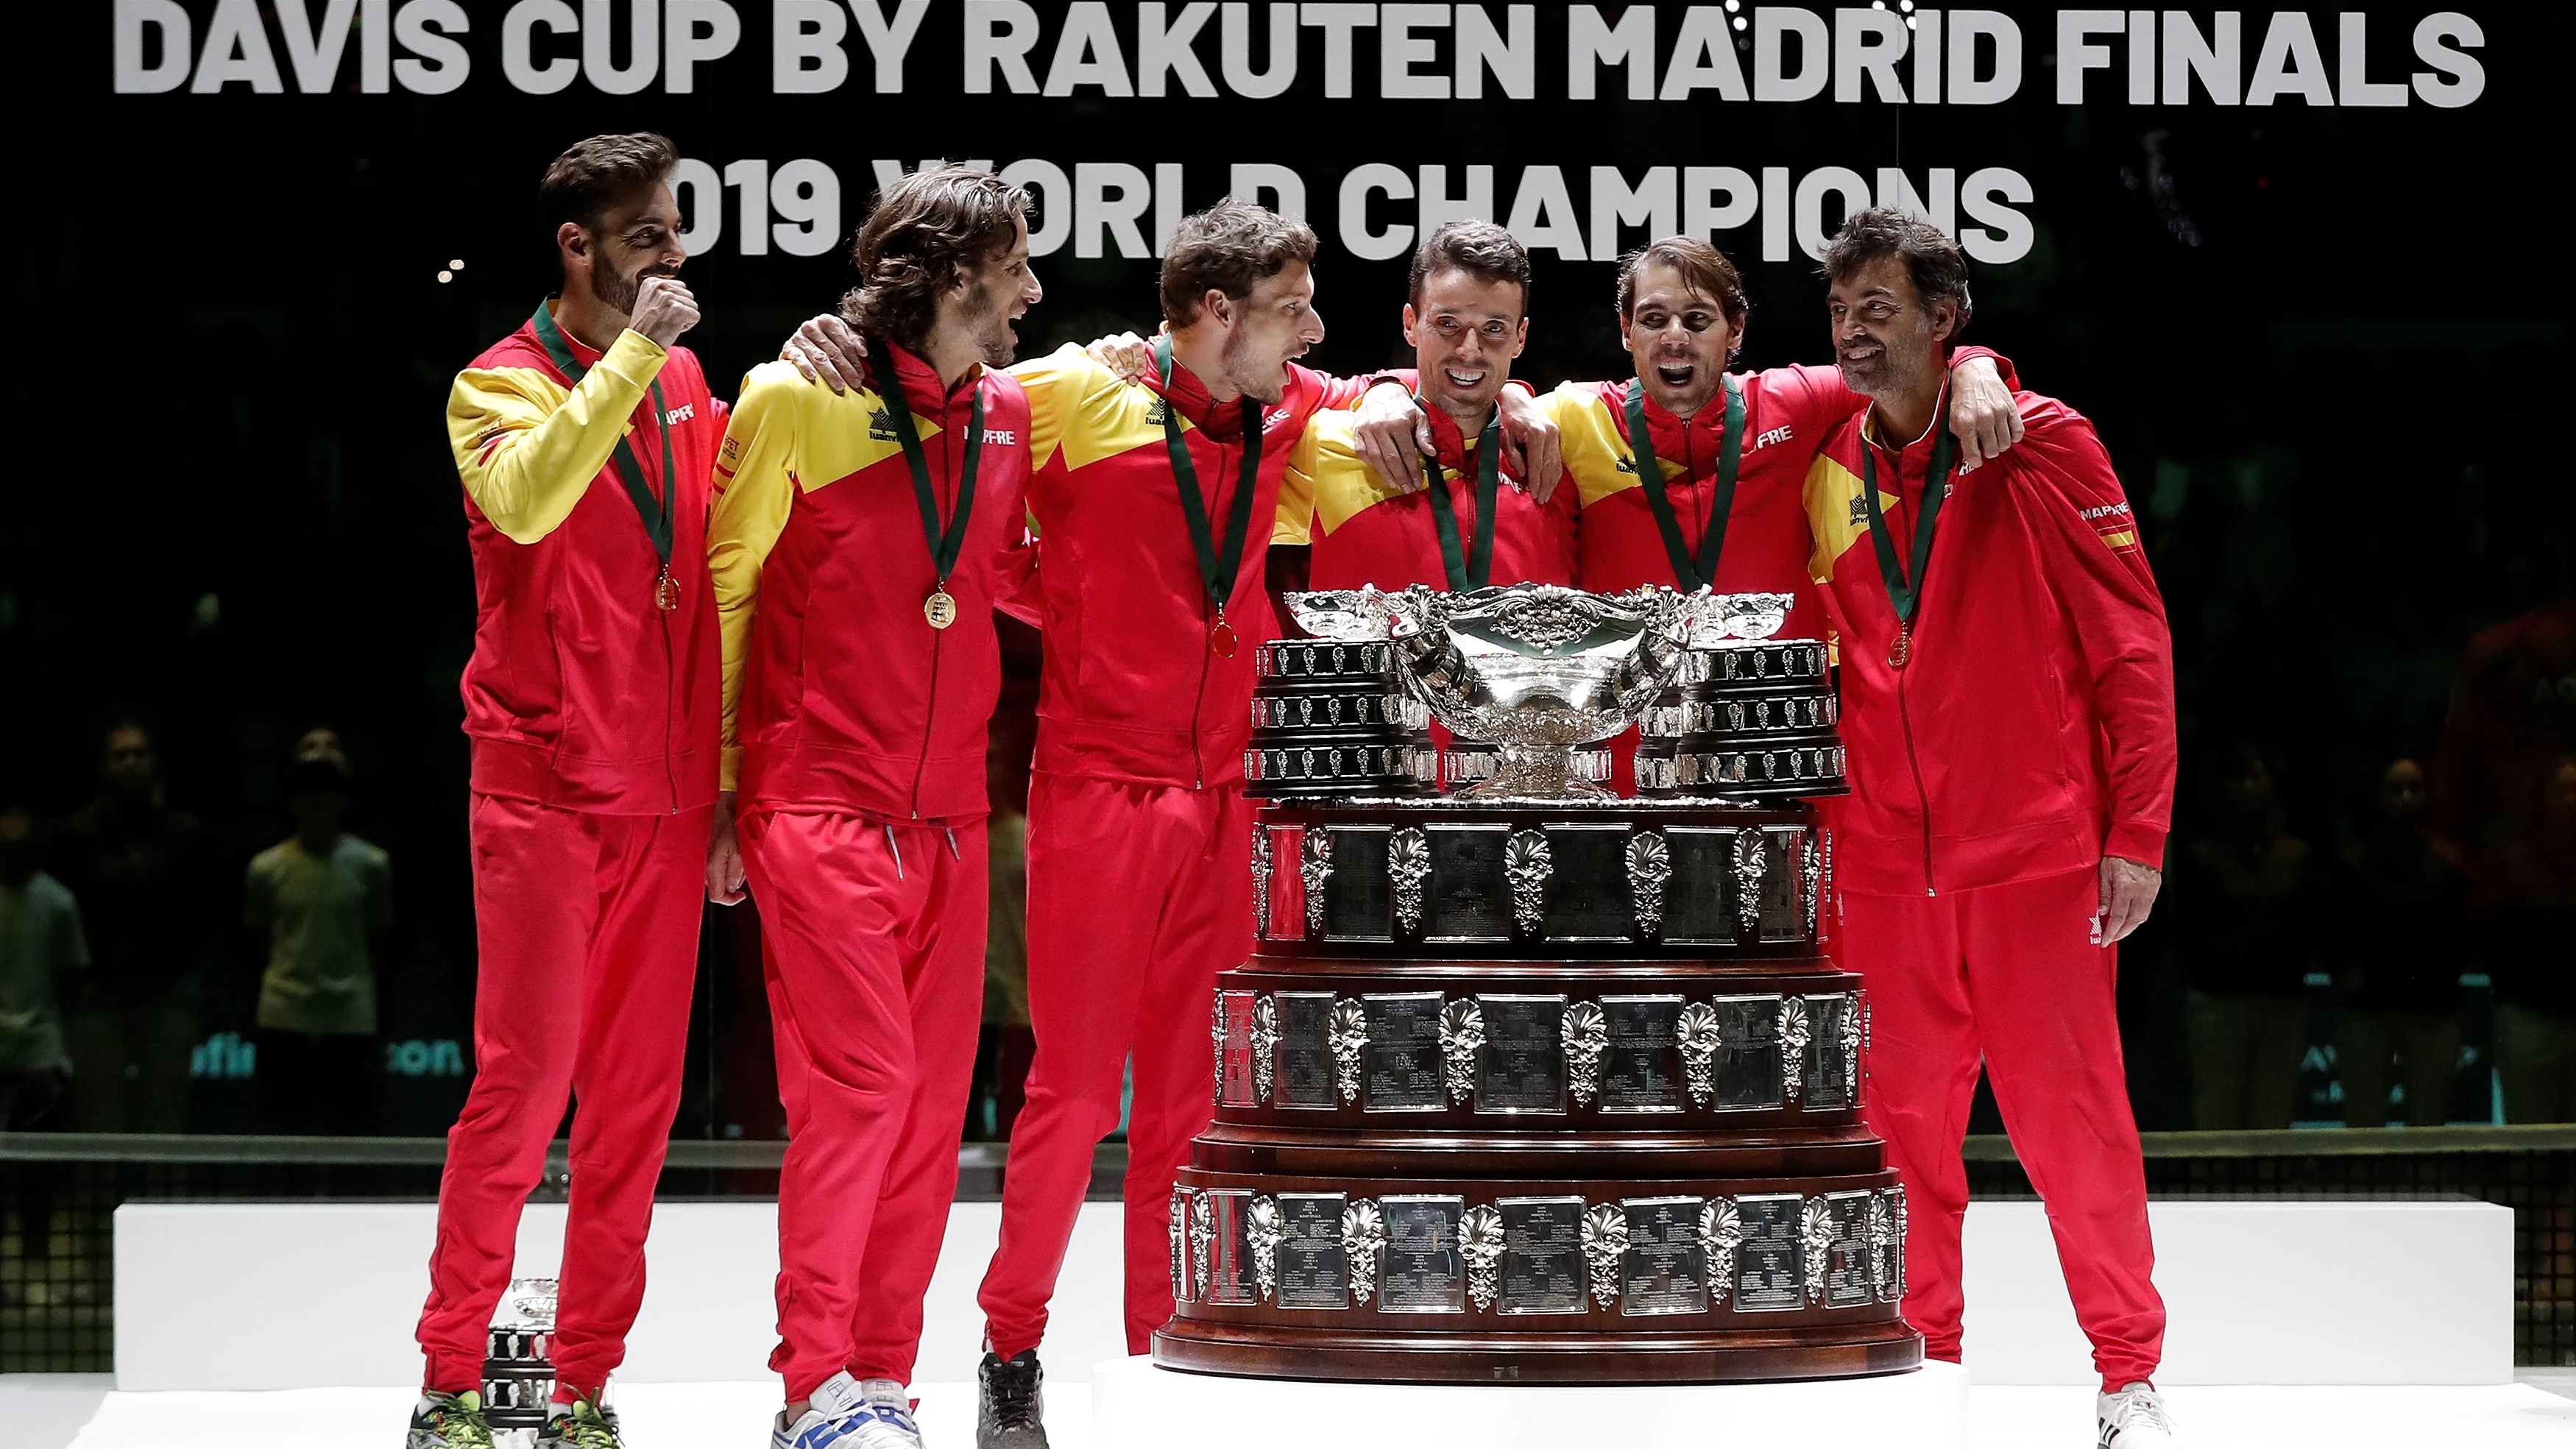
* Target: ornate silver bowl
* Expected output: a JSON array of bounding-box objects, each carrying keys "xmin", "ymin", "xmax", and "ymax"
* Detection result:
[{"xmin": 1284, "ymin": 584, "xmax": 1791, "ymax": 799}]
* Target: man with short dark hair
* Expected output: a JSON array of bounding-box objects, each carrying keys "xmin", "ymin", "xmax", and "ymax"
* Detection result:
[
  {"xmin": 412, "ymin": 131, "xmax": 723, "ymax": 1449},
  {"xmin": 1801, "ymin": 207, "xmax": 2177, "ymax": 1448},
  {"xmin": 1275, "ymin": 220, "xmax": 1579, "ymax": 592},
  {"xmin": 704, "ymin": 164, "xmax": 1044, "ymax": 1449}
]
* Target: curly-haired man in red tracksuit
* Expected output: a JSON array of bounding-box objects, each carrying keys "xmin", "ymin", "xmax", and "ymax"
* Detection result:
[
  {"xmin": 412, "ymin": 134, "xmax": 721, "ymax": 1449},
  {"xmin": 1800, "ymin": 210, "xmax": 2179, "ymax": 1449},
  {"xmin": 705, "ymin": 167, "xmax": 1044, "ymax": 1449}
]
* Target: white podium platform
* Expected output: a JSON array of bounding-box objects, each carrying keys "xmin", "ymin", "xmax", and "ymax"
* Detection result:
[
  {"xmin": 1094, "ymin": 1356, "xmax": 1970, "ymax": 1448},
  {"xmin": 113, "ymin": 1197, "xmax": 2512, "ymax": 1391}
]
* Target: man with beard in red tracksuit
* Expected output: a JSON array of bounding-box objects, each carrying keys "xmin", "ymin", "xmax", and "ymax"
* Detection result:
[
  {"xmin": 705, "ymin": 167, "xmax": 1044, "ymax": 1449},
  {"xmin": 411, "ymin": 132, "xmax": 721, "ymax": 1449},
  {"xmin": 1800, "ymin": 209, "xmax": 2179, "ymax": 1449}
]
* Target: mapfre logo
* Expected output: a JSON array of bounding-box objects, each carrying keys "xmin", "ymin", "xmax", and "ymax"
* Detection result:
[
  {"xmin": 2080, "ymin": 501, "xmax": 2133, "ymax": 522},
  {"xmin": 664, "ymin": 402, "xmax": 694, "ymax": 425},
  {"xmin": 982, "ymin": 428, "xmax": 1017, "ymax": 445},
  {"xmin": 1753, "ymin": 424, "xmax": 1794, "ymax": 449}
]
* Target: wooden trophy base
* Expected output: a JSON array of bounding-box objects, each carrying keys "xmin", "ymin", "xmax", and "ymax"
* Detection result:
[{"xmin": 1153, "ymin": 1317, "xmax": 1922, "ymax": 1385}]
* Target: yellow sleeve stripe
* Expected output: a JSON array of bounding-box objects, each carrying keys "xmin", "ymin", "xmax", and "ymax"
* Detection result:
[
  {"xmin": 1555, "ymin": 383, "xmax": 1682, "ymax": 510},
  {"xmin": 1011, "ymin": 343, "xmax": 1183, "ymax": 473},
  {"xmin": 448, "ymin": 330, "xmax": 668, "ymax": 545}
]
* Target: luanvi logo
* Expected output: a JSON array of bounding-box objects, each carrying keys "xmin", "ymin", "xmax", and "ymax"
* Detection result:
[{"xmin": 868, "ymin": 407, "xmax": 901, "ymax": 442}]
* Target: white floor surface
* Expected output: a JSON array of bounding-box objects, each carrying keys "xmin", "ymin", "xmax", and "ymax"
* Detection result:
[{"xmin": 9, "ymin": 1372, "xmax": 2572, "ymax": 1449}]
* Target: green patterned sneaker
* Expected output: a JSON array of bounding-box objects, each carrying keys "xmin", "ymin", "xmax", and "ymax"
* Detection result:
[
  {"xmin": 535, "ymin": 1397, "xmax": 626, "ymax": 1449},
  {"xmin": 407, "ymin": 1389, "xmax": 497, "ymax": 1449}
]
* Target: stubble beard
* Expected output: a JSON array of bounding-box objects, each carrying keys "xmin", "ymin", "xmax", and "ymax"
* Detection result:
[
  {"xmin": 1220, "ymin": 326, "xmax": 1288, "ymax": 408},
  {"xmin": 958, "ymin": 278, "xmax": 1019, "ymax": 369}
]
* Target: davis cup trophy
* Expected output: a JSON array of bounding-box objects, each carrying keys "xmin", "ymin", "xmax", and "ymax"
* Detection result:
[{"xmin": 1156, "ymin": 584, "xmax": 1911, "ymax": 1384}]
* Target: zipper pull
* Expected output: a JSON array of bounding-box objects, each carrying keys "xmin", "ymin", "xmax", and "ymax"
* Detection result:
[
  {"xmin": 885, "ymin": 824, "xmax": 905, "ymax": 882},
  {"xmin": 946, "ymin": 828, "xmax": 961, "ymax": 860}
]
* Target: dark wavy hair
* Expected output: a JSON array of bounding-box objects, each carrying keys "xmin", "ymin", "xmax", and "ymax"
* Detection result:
[
  {"xmin": 1822, "ymin": 206, "xmax": 1975, "ymax": 339},
  {"xmin": 1409, "ymin": 220, "xmax": 1529, "ymax": 314},
  {"xmin": 1159, "ymin": 201, "xmax": 1318, "ymax": 327},
  {"xmin": 839, "ymin": 166, "xmax": 1030, "ymax": 354},
  {"xmin": 539, "ymin": 132, "xmax": 676, "ymax": 233},
  {"xmin": 1614, "ymin": 235, "xmax": 1747, "ymax": 331}
]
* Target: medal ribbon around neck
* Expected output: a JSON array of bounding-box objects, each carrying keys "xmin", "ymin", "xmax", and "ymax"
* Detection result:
[
  {"xmin": 1418, "ymin": 398, "xmax": 1504, "ymax": 592},
  {"xmin": 1626, "ymin": 371, "xmax": 1744, "ymax": 592},
  {"xmin": 530, "ymin": 299, "xmax": 674, "ymax": 570},
  {"xmin": 1858, "ymin": 389, "xmax": 1961, "ymax": 665},
  {"xmin": 866, "ymin": 345, "xmax": 983, "ymax": 629},
  {"xmin": 1155, "ymin": 333, "xmax": 1262, "ymax": 651}
]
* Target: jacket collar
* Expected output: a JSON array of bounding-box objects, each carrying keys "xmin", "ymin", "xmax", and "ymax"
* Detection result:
[
  {"xmin": 876, "ymin": 339, "xmax": 978, "ymax": 417},
  {"xmin": 1624, "ymin": 376, "xmax": 1735, "ymax": 473},
  {"xmin": 1149, "ymin": 350, "xmax": 1250, "ymax": 442},
  {"xmin": 1415, "ymin": 399, "xmax": 1521, "ymax": 485}
]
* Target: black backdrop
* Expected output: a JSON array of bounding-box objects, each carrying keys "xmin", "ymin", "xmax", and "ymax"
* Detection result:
[{"xmin": 2, "ymin": 3, "xmax": 2562, "ymax": 1132}]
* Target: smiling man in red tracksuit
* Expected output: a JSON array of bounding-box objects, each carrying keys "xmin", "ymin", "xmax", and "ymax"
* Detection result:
[
  {"xmin": 414, "ymin": 133, "xmax": 720, "ymax": 1449},
  {"xmin": 705, "ymin": 168, "xmax": 1043, "ymax": 1449},
  {"xmin": 1802, "ymin": 209, "xmax": 2179, "ymax": 1449},
  {"xmin": 1275, "ymin": 221, "xmax": 1579, "ymax": 595}
]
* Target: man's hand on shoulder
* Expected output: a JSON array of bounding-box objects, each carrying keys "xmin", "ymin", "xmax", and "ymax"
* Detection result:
[
  {"xmin": 1352, "ymin": 383, "xmax": 1431, "ymax": 495},
  {"xmin": 1494, "ymin": 384, "xmax": 1563, "ymax": 504},
  {"xmin": 782, "ymin": 314, "xmax": 869, "ymax": 394},
  {"xmin": 630, "ymin": 275, "xmax": 699, "ymax": 350},
  {"xmin": 1946, "ymin": 354, "xmax": 2024, "ymax": 472},
  {"xmin": 1085, "ymin": 331, "xmax": 1156, "ymax": 385},
  {"xmin": 2095, "ymin": 855, "xmax": 2161, "ymax": 945}
]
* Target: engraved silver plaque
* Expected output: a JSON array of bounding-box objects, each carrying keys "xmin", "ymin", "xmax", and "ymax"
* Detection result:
[
  {"xmin": 1708, "ymin": 994, "xmax": 1786, "ymax": 1110},
  {"xmin": 1324, "ymin": 825, "xmax": 1394, "ymax": 941},
  {"xmin": 1761, "ymin": 824, "xmax": 1808, "ymax": 941},
  {"xmin": 1621, "ymin": 1196, "xmax": 1711, "ymax": 1317},
  {"xmin": 1216, "ymin": 990, "xmax": 1259, "ymax": 1108},
  {"xmin": 1437, "ymin": 996, "xmax": 1482, "ymax": 1106},
  {"xmin": 1426, "ymin": 823, "xmax": 1511, "ymax": 942},
  {"xmin": 1206, "ymin": 1189, "xmax": 1258, "ymax": 1305},
  {"xmin": 1822, "ymin": 1190, "xmax": 1875, "ymax": 1308},
  {"xmin": 1379, "ymin": 1195, "xmax": 1468, "ymax": 1314},
  {"xmin": 1580, "ymin": 1201, "xmax": 1628, "ymax": 1310},
  {"xmin": 1600, "ymin": 994, "xmax": 1685, "ymax": 1114},
  {"xmin": 1541, "ymin": 822, "xmax": 1631, "ymax": 940},
  {"xmin": 1733, "ymin": 1193, "xmax": 1805, "ymax": 1312},
  {"xmin": 1663, "ymin": 826, "xmax": 1741, "ymax": 944},
  {"xmin": 1275, "ymin": 1192, "xmax": 1350, "ymax": 1310},
  {"xmin": 1362, "ymin": 991, "xmax": 1446, "ymax": 1113},
  {"xmin": 1800, "ymin": 993, "xmax": 1853, "ymax": 1110},
  {"xmin": 1496, "ymin": 1196, "xmax": 1588, "ymax": 1315},
  {"xmin": 1273, "ymin": 991, "xmax": 1337, "ymax": 1110},
  {"xmin": 1473, "ymin": 994, "xmax": 1568, "ymax": 1115}
]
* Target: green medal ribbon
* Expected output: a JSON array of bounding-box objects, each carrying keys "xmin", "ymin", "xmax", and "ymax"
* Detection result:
[
  {"xmin": 1858, "ymin": 397, "xmax": 1961, "ymax": 631},
  {"xmin": 866, "ymin": 345, "xmax": 983, "ymax": 592},
  {"xmin": 1418, "ymin": 400, "xmax": 1504, "ymax": 591},
  {"xmin": 529, "ymin": 299, "xmax": 673, "ymax": 565},
  {"xmin": 1155, "ymin": 333, "xmax": 1262, "ymax": 627},
  {"xmin": 1625, "ymin": 372, "xmax": 1743, "ymax": 592}
]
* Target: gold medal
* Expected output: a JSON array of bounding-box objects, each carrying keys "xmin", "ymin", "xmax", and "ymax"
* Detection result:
[
  {"xmin": 655, "ymin": 567, "xmax": 681, "ymax": 612},
  {"xmin": 924, "ymin": 588, "xmax": 958, "ymax": 630},
  {"xmin": 1887, "ymin": 626, "xmax": 1911, "ymax": 670}
]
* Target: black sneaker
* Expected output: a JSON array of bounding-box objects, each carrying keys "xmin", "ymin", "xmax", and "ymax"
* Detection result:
[{"xmin": 976, "ymin": 1348, "xmax": 1048, "ymax": 1449}]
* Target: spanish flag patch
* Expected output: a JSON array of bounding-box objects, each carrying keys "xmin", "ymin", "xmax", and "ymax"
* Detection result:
[{"xmin": 2097, "ymin": 524, "xmax": 2140, "ymax": 553}]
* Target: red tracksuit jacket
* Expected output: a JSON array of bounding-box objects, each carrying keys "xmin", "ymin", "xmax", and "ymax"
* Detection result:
[
  {"xmin": 1802, "ymin": 387, "xmax": 2177, "ymax": 896},
  {"xmin": 710, "ymin": 344, "xmax": 1036, "ymax": 822},
  {"xmin": 1276, "ymin": 392, "xmax": 1580, "ymax": 590},
  {"xmin": 1567, "ymin": 348, "xmax": 2010, "ymax": 644},
  {"xmin": 447, "ymin": 316, "xmax": 723, "ymax": 815},
  {"xmin": 1016, "ymin": 345, "xmax": 1373, "ymax": 790}
]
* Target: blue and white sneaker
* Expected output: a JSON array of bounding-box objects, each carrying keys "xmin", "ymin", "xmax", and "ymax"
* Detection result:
[{"xmin": 771, "ymin": 1371, "xmax": 925, "ymax": 1449}]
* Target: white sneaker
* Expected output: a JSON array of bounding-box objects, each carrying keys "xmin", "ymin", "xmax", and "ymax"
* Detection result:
[
  {"xmin": 771, "ymin": 1371, "xmax": 924, "ymax": 1449},
  {"xmin": 2096, "ymin": 1382, "xmax": 2177, "ymax": 1448}
]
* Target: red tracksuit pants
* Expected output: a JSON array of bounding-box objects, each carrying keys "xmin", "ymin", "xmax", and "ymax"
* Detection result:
[
  {"xmin": 740, "ymin": 810, "xmax": 987, "ymax": 1400},
  {"xmin": 417, "ymin": 795, "xmax": 709, "ymax": 1397},
  {"xmin": 1840, "ymin": 862, "xmax": 2166, "ymax": 1390},
  {"xmin": 979, "ymin": 773, "xmax": 1253, "ymax": 1358}
]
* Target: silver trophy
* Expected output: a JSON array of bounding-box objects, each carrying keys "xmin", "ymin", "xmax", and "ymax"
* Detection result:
[{"xmin": 1285, "ymin": 584, "xmax": 1792, "ymax": 800}]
